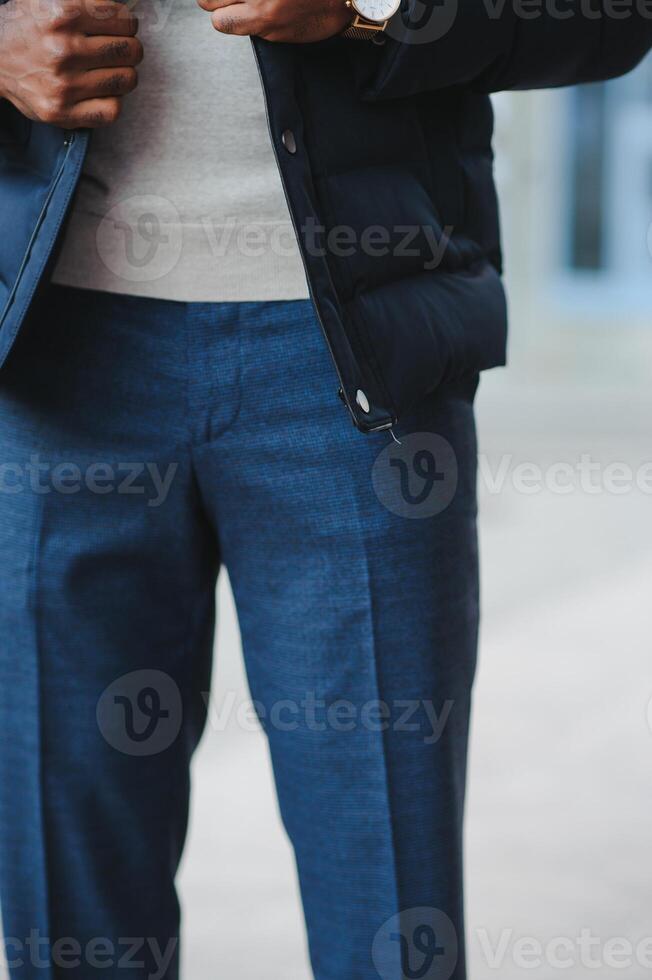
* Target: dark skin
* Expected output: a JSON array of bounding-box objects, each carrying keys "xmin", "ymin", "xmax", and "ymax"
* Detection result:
[
  {"xmin": 196, "ymin": 0, "xmax": 353, "ymax": 43},
  {"xmin": 0, "ymin": 0, "xmax": 351, "ymax": 128},
  {"xmin": 0, "ymin": 0, "xmax": 143, "ymax": 126}
]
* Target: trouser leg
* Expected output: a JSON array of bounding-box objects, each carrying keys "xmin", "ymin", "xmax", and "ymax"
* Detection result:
[
  {"xmin": 193, "ymin": 299, "xmax": 480, "ymax": 980},
  {"xmin": 0, "ymin": 287, "xmax": 219, "ymax": 979}
]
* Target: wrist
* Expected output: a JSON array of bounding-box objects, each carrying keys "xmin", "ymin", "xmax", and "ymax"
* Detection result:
[{"xmin": 327, "ymin": 0, "xmax": 355, "ymax": 35}]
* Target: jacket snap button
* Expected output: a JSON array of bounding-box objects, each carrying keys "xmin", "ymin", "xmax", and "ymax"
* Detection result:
[
  {"xmin": 356, "ymin": 389, "xmax": 370, "ymax": 413},
  {"xmin": 282, "ymin": 129, "xmax": 297, "ymax": 154}
]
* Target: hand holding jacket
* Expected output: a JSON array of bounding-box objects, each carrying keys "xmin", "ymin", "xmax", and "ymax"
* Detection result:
[
  {"xmin": 196, "ymin": 0, "xmax": 353, "ymax": 42},
  {"xmin": 0, "ymin": 0, "xmax": 142, "ymax": 127}
]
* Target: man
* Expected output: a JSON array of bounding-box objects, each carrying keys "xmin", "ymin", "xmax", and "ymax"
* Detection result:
[{"xmin": 0, "ymin": 0, "xmax": 649, "ymax": 975}]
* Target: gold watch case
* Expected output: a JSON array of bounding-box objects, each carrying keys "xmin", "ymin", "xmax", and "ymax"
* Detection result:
[{"xmin": 343, "ymin": 0, "xmax": 400, "ymax": 36}]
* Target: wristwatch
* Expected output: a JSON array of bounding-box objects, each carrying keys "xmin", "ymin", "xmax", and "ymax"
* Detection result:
[{"xmin": 341, "ymin": 0, "xmax": 400, "ymax": 39}]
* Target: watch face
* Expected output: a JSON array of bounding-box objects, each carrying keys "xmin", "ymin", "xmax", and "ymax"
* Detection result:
[{"xmin": 352, "ymin": 0, "xmax": 400, "ymax": 22}]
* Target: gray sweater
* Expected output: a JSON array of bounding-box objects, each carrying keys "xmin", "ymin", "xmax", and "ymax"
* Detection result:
[{"xmin": 52, "ymin": 0, "xmax": 309, "ymax": 301}]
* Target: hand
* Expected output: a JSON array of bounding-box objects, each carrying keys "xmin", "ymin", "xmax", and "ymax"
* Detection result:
[
  {"xmin": 197, "ymin": 0, "xmax": 353, "ymax": 43},
  {"xmin": 0, "ymin": 0, "xmax": 143, "ymax": 128}
]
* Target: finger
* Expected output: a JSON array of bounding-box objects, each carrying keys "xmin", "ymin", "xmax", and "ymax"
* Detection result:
[
  {"xmin": 76, "ymin": 34, "xmax": 144, "ymax": 69},
  {"xmin": 78, "ymin": 1, "xmax": 140, "ymax": 35},
  {"xmin": 210, "ymin": 8, "xmax": 260, "ymax": 34},
  {"xmin": 60, "ymin": 95, "xmax": 124, "ymax": 128},
  {"xmin": 197, "ymin": 0, "xmax": 241, "ymax": 12},
  {"xmin": 70, "ymin": 66, "xmax": 138, "ymax": 99}
]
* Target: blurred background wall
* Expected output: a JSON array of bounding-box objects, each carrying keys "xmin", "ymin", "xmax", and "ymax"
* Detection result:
[{"xmin": 177, "ymin": 62, "xmax": 652, "ymax": 980}]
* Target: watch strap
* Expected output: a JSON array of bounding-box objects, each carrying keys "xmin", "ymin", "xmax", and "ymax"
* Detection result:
[{"xmin": 341, "ymin": 14, "xmax": 388, "ymax": 38}]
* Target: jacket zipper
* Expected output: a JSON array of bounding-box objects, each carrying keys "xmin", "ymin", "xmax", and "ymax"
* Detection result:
[
  {"xmin": 1, "ymin": 130, "xmax": 85, "ymax": 334},
  {"xmin": 249, "ymin": 40, "xmax": 375, "ymax": 431}
]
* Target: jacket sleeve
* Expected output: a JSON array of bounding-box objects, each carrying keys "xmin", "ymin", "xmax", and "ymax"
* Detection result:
[{"xmin": 350, "ymin": 0, "xmax": 652, "ymax": 99}]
